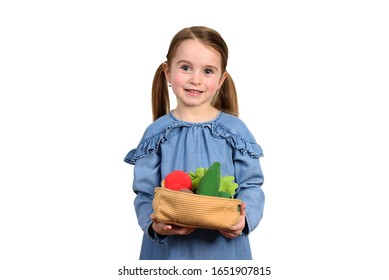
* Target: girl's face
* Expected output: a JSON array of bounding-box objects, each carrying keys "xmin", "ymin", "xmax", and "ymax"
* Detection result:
[{"xmin": 164, "ymin": 39, "xmax": 226, "ymax": 112}]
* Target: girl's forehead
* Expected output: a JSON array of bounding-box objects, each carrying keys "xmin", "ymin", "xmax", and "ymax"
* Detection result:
[{"xmin": 173, "ymin": 39, "xmax": 222, "ymax": 65}]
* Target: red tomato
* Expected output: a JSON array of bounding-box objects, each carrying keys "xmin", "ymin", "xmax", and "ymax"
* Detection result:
[{"xmin": 164, "ymin": 170, "xmax": 192, "ymax": 191}]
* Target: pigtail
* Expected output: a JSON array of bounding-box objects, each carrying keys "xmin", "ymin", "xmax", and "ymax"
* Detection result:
[
  {"xmin": 152, "ymin": 63, "xmax": 170, "ymax": 121},
  {"xmin": 212, "ymin": 73, "xmax": 239, "ymax": 117}
]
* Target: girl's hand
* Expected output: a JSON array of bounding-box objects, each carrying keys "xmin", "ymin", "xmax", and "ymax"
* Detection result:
[
  {"xmin": 219, "ymin": 202, "xmax": 246, "ymax": 239},
  {"xmin": 150, "ymin": 214, "xmax": 196, "ymax": 236}
]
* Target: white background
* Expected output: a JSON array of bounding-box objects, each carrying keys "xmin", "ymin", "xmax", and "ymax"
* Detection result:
[{"xmin": 1, "ymin": 1, "xmax": 388, "ymax": 279}]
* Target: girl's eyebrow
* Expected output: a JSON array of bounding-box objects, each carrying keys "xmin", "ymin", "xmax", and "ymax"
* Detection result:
[
  {"xmin": 176, "ymin": 60, "xmax": 191, "ymax": 65},
  {"xmin": 176, "ymin": 60, "xmax": 219, "ymax": 71}
]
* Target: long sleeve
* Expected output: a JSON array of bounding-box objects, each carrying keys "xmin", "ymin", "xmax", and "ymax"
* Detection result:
[
  {"xmin": 132, "ymin": 152, "xmax": 161, "ymax": 233},
  {"xmin": 233, "ymin": 148, "xmax": 265, "ymax": 234}
]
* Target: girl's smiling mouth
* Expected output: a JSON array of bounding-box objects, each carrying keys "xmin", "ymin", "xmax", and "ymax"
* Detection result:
[{"xmin": 185, "ymin": 89, "xmax": 204, "ymax": 96}]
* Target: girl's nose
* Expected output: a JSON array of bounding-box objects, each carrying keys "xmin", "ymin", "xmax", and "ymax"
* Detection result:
[{"xmin": 189, "ymin": 72, "xmax": 201, "ymax": 85}]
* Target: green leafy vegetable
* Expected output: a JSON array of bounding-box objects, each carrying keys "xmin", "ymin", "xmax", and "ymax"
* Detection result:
[
  {"xmin": 189, "ymin": 167, "xmax": 207, "ymax": 192},
  {"xmin": 219, "ymin": 176, "xmax": 238, "ymax": 198}
]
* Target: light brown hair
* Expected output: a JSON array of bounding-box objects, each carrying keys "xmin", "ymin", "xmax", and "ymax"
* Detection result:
[{"xmin": 152, "ymin": 26, "xmax": 239, "ymax": 121}]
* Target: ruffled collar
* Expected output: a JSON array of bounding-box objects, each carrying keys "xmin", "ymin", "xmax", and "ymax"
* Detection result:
[{"xmin": 169, "ymin": 110, "xmax": 222, "ymax": 125}]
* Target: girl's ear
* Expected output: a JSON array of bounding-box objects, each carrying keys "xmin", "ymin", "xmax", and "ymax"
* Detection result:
[
  {"xmin": 218, "ymin": 71, "xmax": 228, "ymax": 88},
  {"xmin": 162, "ymin": 62, "xmax": 171, "ymax": 82}
]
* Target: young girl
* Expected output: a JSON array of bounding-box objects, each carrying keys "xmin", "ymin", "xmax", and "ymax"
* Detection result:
[{"xmin": 124, "ymin": 26, "xmax": 265, "ymax": 260}]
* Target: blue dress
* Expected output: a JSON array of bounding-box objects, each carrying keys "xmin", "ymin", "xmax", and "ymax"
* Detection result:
[{"xmin": 124, "ymin": 111, "xmax": 265, "ymax": 260}]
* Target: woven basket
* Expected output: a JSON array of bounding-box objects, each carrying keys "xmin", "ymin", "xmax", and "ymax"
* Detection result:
[{"xmin": 152, "ymin": 187, "xmax": 242, "ymax": 229}]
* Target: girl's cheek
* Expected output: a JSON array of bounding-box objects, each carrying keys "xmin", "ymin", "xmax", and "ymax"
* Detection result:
[
  {"xmin": 206, "ymin": 80, "xmax": 219, "ymax": 92},
  {"xmin": 172, "ymin": 74, "xmax": 186, "ymax": 86}
]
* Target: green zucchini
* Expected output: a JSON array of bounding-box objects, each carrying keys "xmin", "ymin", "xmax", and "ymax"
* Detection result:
[
  {"xmin": 217, "ymin": 191, "xmax": 231, "ymax": 198},
  {"xmin": 196, "ymin": 161, "xmax": 220, "ymax": 197}
]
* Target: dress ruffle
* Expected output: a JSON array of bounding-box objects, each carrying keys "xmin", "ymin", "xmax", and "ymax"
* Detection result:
[
  {"xmin": 124, "ymin": 121, "xmax": 263, "ymax": 165},
  {"xmin": 211, "ymin": 122, "xmax": 263, "ymax": 158}
]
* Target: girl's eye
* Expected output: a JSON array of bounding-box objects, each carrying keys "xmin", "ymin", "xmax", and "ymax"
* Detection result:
[
  {"xmin": 180, "ymin": 65, "xmax": 191, "ymax": 71},
  {"xmin": 204, "ymin": 68, "xmax": 214, "ymax": 75}
]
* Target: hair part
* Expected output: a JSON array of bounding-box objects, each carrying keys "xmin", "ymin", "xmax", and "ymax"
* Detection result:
[{"xmin": 152, "ymin": 26, "xmax": 239, "ymax": 121}]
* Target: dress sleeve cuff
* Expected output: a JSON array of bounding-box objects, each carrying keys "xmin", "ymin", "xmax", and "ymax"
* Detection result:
[
  {"xmin": 147, "ymin": 223, "xmax": 168, "ymax": 244},
  {"xmin": 240, "ymin": 218, "xmax": 249, "ymax": 236}
]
